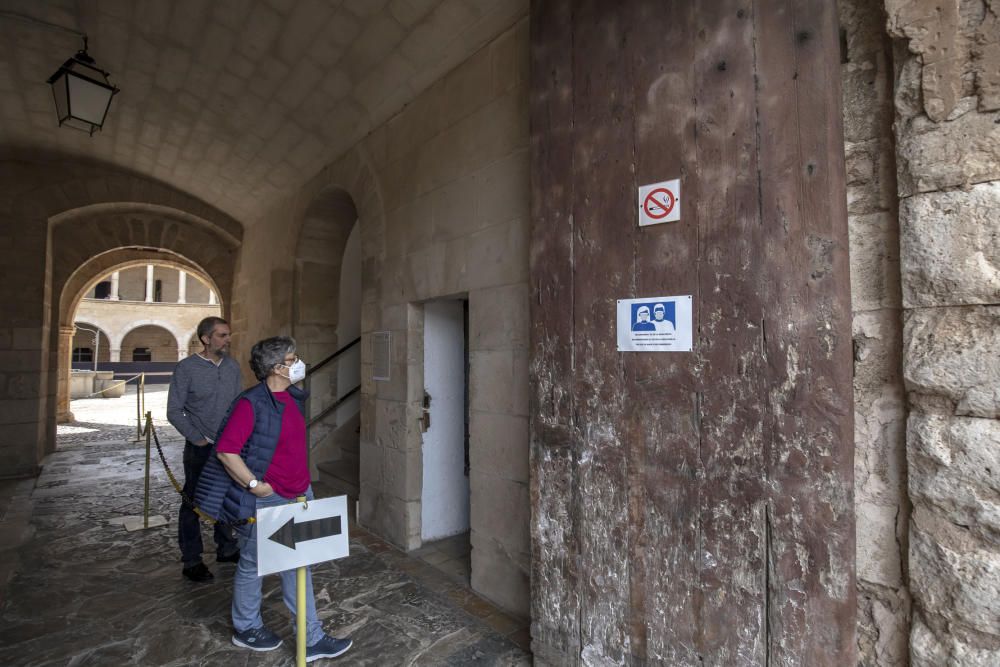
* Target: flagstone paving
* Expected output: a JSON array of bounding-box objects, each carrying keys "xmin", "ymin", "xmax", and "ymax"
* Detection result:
[{"xmin": 0, "ymin": 388, "xmax": 530, "ymax": 666}]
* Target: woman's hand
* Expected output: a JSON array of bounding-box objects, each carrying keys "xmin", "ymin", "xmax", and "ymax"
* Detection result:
[{"xmin": 251, "ymin": 481, "xmax": 274, "ymax": 498}]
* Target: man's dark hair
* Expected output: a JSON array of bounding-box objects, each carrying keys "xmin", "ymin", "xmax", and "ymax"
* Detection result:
[
  {"xmin": 249, "ymin": 336, "xmax": 296, "ymax": 381},
  {"xmin": 197, "ymin": 316, "xmax": 229, "ymax": 345}
]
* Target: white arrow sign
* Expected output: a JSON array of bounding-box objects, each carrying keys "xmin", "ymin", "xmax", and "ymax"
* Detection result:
[{"xmin": 255, "ymin": 495, "xmax": 350, "ymax": 576}]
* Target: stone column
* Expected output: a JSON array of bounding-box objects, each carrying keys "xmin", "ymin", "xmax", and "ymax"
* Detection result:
[
  {"xmin": 109, "ymin": 271, "xmax": 120, "ymax": 300},
  {"xmin": 109, "ymin": 348, "xmax": 121, "ymax": 362},
  {"xmin": 145, "ymin": 265, "xmax": 154, "ymax": 303},
  {"xmin": 177, "ymin": 270, "xmax": 187, "ymax": 304},
  {"xmin": 887, "ymin": 3, "xmax": 1000, "ymax": 663},
  {"xmin": 208, "ymin": 289, "xmax": 217, "ymax": 305},
  {"xmin": 56, "ymin": 325, "xmax": 75, "ymax": 423}
]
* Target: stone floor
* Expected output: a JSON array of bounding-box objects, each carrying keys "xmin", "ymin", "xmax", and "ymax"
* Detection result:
[{"xmin": 0, "ymin": 387, "xmax": 530, "ymax": 666}]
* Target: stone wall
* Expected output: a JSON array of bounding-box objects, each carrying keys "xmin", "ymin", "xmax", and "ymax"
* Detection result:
[
  {"xmin": 73, "ymin": 299, "xmax": 221, "ymax": 362},
  {"xmin": 71, "ymin": 327, "xmax": 111, "ymax": 364},
  {"xmin": 840, "ymin": 2, "xmax": 911, "ymax": 665},
  {"xmin": 121, "ymin": 325, "xmax": 179, "ymax": 362},
  {"xmin": 885, "ymin": 0, "xmax": 1000, "ymax": 663},
  {"xmin": 232, "ymin": 18, "xmax": 530, "ymax": 616}
]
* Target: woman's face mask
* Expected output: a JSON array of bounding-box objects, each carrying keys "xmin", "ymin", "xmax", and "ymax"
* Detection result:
[{"xmin": 279, "ymin": 358, "xmax": 306, "ymax": 383}]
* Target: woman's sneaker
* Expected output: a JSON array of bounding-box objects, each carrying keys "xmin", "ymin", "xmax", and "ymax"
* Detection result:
[
  {"xmin": 232, "ymin": 626, "xmax": 283, "ymax": 652},
  {"xmin": 306, "ymin": 635, "xmax": 353, "ymax": 662}
]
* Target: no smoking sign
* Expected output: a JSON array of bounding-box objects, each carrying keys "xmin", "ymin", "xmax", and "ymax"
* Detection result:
[{"xmin": 637, "ymin": 178, "xmax": 681, "ymax": 226}]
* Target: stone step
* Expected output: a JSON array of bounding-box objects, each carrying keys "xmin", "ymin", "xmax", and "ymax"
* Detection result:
[{"xmin": 316, "ymin": 459, "xmax": 359, "ymax": 499}]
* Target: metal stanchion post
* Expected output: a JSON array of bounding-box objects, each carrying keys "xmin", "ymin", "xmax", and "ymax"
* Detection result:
[
  {"xmin": 143, "ymin": 412, "xmax": 152, "ymax": 529},
  {"xmin": 135, "ymin": 376, "xmax": 142, "ymax": 441},
  {"xmin": 140, "ymin": 373, "xmax": 146, "ymax": 422}
]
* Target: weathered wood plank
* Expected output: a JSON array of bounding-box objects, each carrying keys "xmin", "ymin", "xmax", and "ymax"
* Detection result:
[
  {"xmin": 690, "ymin": 1, "xmax": 768, "ymax": 663},
  {"xmin": 528, "ymin": 0, "xmax": 582, "ymax": 661},
  {"xmin": 569, "ymin": 1, "xmax": 636, "ymax": 662},
  {"xmin": 624, "ymin": 0, "xmax": 702, "ymax": 663},
  {"xmin": 755, "ymin": 0, "xmax": 856, "ymax": 662}
]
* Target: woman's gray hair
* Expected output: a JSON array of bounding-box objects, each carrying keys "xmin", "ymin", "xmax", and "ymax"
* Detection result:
[{"xmin": 249, "ymin": 336, "xmax": 296, "ymax": 381}]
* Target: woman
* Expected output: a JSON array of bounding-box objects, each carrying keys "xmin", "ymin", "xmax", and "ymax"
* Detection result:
[{"xmin": 210, "ymin": 336, "xmax": 352, "ymax": 661}]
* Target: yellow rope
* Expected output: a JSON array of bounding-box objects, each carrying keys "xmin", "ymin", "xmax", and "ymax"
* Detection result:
[{"xmin": 145, "ymin": 416, "xmax": 254, "ymax": 526}]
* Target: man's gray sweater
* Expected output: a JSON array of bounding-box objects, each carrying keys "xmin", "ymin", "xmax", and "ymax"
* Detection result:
[{"xmin": 166, "ymin": 354, "xmax": 242, "ymax": 444}]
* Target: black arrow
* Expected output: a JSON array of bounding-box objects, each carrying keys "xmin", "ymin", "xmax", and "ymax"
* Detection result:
[{"xmin": 267, "ymin": 515, "xmax": 342, "ymax": 550}]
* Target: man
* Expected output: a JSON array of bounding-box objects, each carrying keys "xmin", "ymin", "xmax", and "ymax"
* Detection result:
[
  {"xmin": 652, "ymin": 303, "xmax": 676, "ymax": 334},
  {"xmin": 632, "ymin": 305, "xmax": 656, "ymax": 332},
  {"xmin": 167, "ymin": 316, "xmax": 242, "ymax": 582}
]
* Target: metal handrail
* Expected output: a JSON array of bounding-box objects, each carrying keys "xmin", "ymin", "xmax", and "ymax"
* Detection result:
[
  {"xmin": 308, "ymin": 384, "xmax": 361, "ymax": 430},
  {"xmin": 306, "ymin": 336, "xmax": 361, "ymax": 376}
]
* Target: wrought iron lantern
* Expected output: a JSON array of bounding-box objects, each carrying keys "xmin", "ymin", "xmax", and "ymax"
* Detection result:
[{"xmin": 47, "ymin": 36, "xmax": 119, "ymax": 135}]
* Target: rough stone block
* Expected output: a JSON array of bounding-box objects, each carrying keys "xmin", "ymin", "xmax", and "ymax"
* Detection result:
[
  {"xmin": 374, "ymin": 398, "xmax": 407, "ymax": 450},
  {"xmin": 464, "ymin": 219, "xmax": 529, "ymax": 291},
  {"xmin": 431, "ymin": 173, "xmax": 478, "ymax": 243},
  {"xmin": 490, "ymin": 17, "xmax": 528, "ymax": 97},
  {"xmin": 841, "ymin": 60, "xmax": 892, "ymax": 144},
  {"xmin": 470, "ymin": 470, "xmax": 530, "ymax": 557},
  {"xmin": 471, "ymin": 528, "xmax": 530, "ymax": 616},
  {"xmin": 908, "ymin": 411, "xmax": 1000, "ymax": 545},
  {"xmin": 374, "ymin": 362, "xmax": 407, "ymax": 402},
  {"xmin": 896, "ymin": 104, "xmax": 1000, "ymax": 197},
  {"xmin": 383, "ymin": 443, "xmax": 421, "ymax": 502},
  {"xmin": 854, "ymin": 383, "xmax": 906, "ymax": 506},
  {"xmin": 359, "ymin": 442, "xmax": 383, "ymax": 491},
  {"xmin": 469, "ymin": 283, "xmax": 530, "ymax": 352},
  {"xmin": 852, "ymin": 309, "xmax": 904, "ymax": 393},
  {"xmin": 909, "ymin": 507, "xmax": 1000, "ymax": 661},
  {"xmin": 849, "ymin": 212, "xmax": 901, "ymax": 312},
  {"xmin": 911, "ymin": 614, "xmax": 999, "ymax": 667},
  {"xmin": 900, "ymin": 182, "xmax": 1000, "ymax": 308},
  {"xmin": 856, "ymin": 497, "xmax": 904, "ymax": 589},
  {"xmin": 469, "ymin": 411, "xmax": 529, "ymax": 483},
  {"xmin": 475, "ymin": 148, "xmax": 530, "ymax": 231},
  {"xmin": 856, "ymin": 581, "xmax": 910, "ymax": 667},
  {"xmin": 470, "ymin": 349, "xmax": 528, "ymax": 417},
  {"xmin": 904, "ymin": 305, "xmax": 1000, "ymax": 418},
  {"xmin": 11, "ymin": 328, "xmax": 44, "ymax": 351},
  {"xmin": 441, "ymin": 43, "xmax": 493, "ymax": 127}
]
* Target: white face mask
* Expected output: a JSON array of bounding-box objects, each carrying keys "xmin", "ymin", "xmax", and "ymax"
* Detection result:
[{"xmin": 282, "ymin": 359, "xmax": 306, "ymax": 383}]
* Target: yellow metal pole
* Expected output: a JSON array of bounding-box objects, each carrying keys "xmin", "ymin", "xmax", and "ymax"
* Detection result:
[
  {"xmin": 143, "ymin": 412, "xmax": 152, "ymax": 529},
  {"xmin": 135, "ymin": 376, "xmax": 142, "ymax": 441},
  {"xmin": 296, "ymin": 494, "xmax": 307, "ymax": 666},
  {"xmin": 296, "ymin": 566, "xmax": 307, "ymax": 666}
]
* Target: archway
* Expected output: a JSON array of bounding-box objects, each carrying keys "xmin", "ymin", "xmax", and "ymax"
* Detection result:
[
  {"xmin": 120, "ymin": 325, "xmax": 181, "ymax": 363},
  {"xmin": 291, "ymin": 186, "xmax": 363, "ymax": 489},
  {"xmin": 58, "ymin": 252, "xmax": 226, "ymax": 423},
  {"xmin": 70, "ymin": 322, "xmax": 111, "ymax": 367}
]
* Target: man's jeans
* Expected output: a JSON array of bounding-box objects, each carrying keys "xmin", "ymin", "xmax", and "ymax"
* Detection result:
[
  {"xmin": 232, "ymin": 487, "xmax": 324, "ymax": 645},
  {"xmin": 179, "ymin": 441, "xmax": 238, "ymax": 566}
]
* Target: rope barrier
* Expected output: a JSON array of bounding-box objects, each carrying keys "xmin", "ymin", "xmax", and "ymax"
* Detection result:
[
  {"xmin": 144, "ymin": 413, "xmax": 253, "ymax": 527},
  {"xmin": 76, "ymin": 373, "xmax": 143, "ymax": 399}
]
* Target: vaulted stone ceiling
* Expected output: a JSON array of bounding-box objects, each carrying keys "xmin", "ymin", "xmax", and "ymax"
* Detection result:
[{"xmin": 0, "ymin": 0, "xmax": 527, "ymax": 224}]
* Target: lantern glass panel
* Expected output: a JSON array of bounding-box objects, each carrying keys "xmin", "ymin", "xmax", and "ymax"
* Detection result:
[
  {"xmin": 67, "ymin": 71, "xmax": 114, "ymax": 125},
  {"xmin": 51, "ymin": 74, "xmax": 69, "ymax": 121}
]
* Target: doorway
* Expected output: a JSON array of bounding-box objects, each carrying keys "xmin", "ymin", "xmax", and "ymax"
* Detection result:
[{"xmin": 420, "ymin": 299, "xmax": 470, "ymax": 543}]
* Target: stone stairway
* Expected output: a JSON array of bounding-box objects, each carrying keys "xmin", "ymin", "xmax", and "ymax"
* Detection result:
[{"xmin": 314, "ymin": 411, "xmax": 360, "ymax": 500}]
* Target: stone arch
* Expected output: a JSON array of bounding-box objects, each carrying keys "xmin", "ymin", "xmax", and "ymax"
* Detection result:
[
  {"xmin": 71, "ymin": 321, "xmax": 112, "ymax": 364},
  {"xmin": 62, "ymin": 252, "xmax": 223, "ymax": 328},
  {"xmin": 292, "ymin": 186, "xmax": 359, "ymax": 363},
  {"xmin": 276, "ymin": 145, "xmax": 385, "ymax": 521},
  {"xmin": 117, "ymin": 321, "xmax": 187, "ymax": 361},
  {"xmin": 0, "ymin": 157, "xmax": 244, "ymax": 465},
  {"xmin": 50, "ymin": 213, "xmax": 235, "ymax": 424}
]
